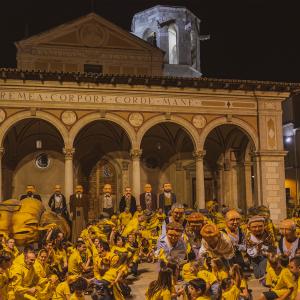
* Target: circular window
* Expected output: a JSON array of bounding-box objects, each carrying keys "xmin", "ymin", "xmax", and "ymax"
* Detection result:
[
  {"xmin": 145, "ymin": 156, "xmax": 159, "ymax": 169},
  {"xmin": 35, "ymin": 153, "xmax": 50, "ymax": 169}
]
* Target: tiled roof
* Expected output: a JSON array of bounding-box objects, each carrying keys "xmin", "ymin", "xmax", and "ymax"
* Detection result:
[{"xmin": 0, "ymin": 68, "xmax": 297, "ymax": 93}]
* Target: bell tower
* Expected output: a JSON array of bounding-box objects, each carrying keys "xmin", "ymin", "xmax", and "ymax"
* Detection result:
[{"xmin": 132, "ymin": 5, "xmax": 209, "ymax": 77}]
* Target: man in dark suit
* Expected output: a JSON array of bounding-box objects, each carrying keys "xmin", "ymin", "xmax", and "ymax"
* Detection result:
[
  {"xmin": 69, "ymin": 185, "xmax": 89, "ymax": 242},
  {"xmin": 159, "ymin": 183, "xmax": 176, "ymax": 215},
  {"xmin": 48, "ymin": 184, "xmax": 69, "ymax": 221},
  {"xmin": 119, "ymin": 187, "xmax": 136, "ymax": 215},
  {"xmin": 20, "ymin": 185, "xmax": 42, "ymax": 201},
  {"xmin": 140, "ymin": 183, "xmax": 157, "ymax": 211}
]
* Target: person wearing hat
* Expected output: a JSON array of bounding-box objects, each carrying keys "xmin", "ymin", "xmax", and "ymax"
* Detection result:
[
  {"xmin": 48, "ymin": 185, "xmax": 68, "ymax": 221},
  {"xmin": 140, "ymin": 183, "xmax": 157, "ymax": 211},
  {"xmin": 198, "ymin": 223, "xmax": 234, "ymax": 261},
  {"xmin": 69, "ymin": 185, "xmax": 89, "ymax": 243},
  {"xmin": 277, "ymin": 219, "xmax": 300, "ymax": 259},
  {"xmin": 246, "ymin": 215, "xmax": 274, "ymax": 279},
  {"xmin": 20, "ymin": 184, "xmax": 42, "ymax": 201},
  {"xmin": 224, "ymin": 210, "xmax": 247, "ymax": 268}
]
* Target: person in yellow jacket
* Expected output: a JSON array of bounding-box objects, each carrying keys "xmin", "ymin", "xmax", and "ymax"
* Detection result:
[
  {"xmin": 4, "ymin": 239, "xmax": 19, "ymax": 260},
  {"xmin": 8, "ymin": 249, "xmax": 42, "ymax": 300},
  {"xmin": 289, "ymin": 256, "xmax": 300, "ymax": 300},
  {"xmin": 0, "ymin": 253, "xmax": 13, "ymax": 300},
  {"xmin": 93, "ymin": 241, "xmax": 115, "ymax": 280},
  {"xmin": 119, "ymin": 208, "xmax": 132, "ymax": 228},
  {"xmin": 52, "ymin": 275, "xmax": 78, "ymax": 300},
  {"xmin": 259, "ymin": 254, "xmax": 295, "ymax": 300},
  {"xmin": 145, "ymin": 267, "xmax": 173, "ymax": 300},
  {"xmin": 68, "ymin": 240, "xmax": 92, "ymax": 276}
]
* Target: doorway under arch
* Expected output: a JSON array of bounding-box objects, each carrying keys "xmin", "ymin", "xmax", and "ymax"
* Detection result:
[{"xmin": 204, "ymin": 124, "xmax": 256, "ymax": 212}]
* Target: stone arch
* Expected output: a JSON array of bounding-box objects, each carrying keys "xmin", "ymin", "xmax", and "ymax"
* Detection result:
[
  {"xmin": 136, "ymin": 115, "xmax": 200, "ymax": 150},
  {"xmin": 199, "ymin": 117, "xmax": 258, "ymax": 150},
  {"xmin": 69, "ymin": 112, "xmax": 137, "ymax": 148},
  {"xmin": 0, "ymin": 110, "xmax": 68, "ymax": 147}
]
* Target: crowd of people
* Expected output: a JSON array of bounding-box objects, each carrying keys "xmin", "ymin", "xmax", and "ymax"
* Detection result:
[{"xmin": 1, "ymin": 184, "xmax": 300, "ymax": 300}]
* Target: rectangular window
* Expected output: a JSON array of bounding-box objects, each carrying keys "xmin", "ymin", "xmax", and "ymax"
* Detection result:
[{"xmin": 84, "ymin": 64, "xmax": 103, "ymax": 74}]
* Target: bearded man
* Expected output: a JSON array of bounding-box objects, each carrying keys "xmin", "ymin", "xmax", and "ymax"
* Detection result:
[
  {"xmin": 159, "ymin": 183, "xmax": 176, "ymax": 215},
  {"xmin": 119, "ymin": 187, "xmax": 137, "ymax": 215},
  {"xmin": 70, "ymin": 185, "xmax": 89, "ymax": 242}
]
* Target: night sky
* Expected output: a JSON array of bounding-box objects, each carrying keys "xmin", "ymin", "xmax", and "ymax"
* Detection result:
[{"xmin": 1, "ymin": 0, "xmax": 300, "ymax": 82}]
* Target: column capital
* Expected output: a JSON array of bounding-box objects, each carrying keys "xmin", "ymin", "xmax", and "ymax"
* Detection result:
[
  {"xmin": 130, "ymin": 149, "xmax": 142, "ymax": 159},
  {"xmin": 0, "ymin": 147, "xmax": 4, "ymax": 156},
  {"xmin": 193, "ymin": 150, "xmax": 206, "ymax": 161},
  {"xmin": 63, "ymin": 147, "xmax": 75, "ymax": 159}
]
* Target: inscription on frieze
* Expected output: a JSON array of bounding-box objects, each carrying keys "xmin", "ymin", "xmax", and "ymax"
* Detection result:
[
  {"xmin": 0, "ymin": 90, "xmax": 199, "ymax": 107},
  {"xmin": 0, "ymin": 90, "xmax": 257, "ymax": 110}
]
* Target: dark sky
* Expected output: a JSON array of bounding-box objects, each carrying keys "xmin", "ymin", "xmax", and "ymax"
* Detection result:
[{"xmin": 1, "ymin": 0, "xmax": 299, "ymax": 82}]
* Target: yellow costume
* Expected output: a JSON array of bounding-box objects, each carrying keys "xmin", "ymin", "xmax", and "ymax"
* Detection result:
[
  {"xmin": 119, "ymin": 211, "xmax": 132, "ymax": 227},
  {"xmin": 0, "ymin": 269, "xmax": 9, "ymax": 300},
  {"xmin": 52, "ymin": 281, "xmax": 71, "ymax": 300},
  {"xmin": 9, "ymin": 260, "xmax": 41, "ymax": 300},
  {"xmin": 222, "ymin": 284, "xmax": 240, "ymax": 300},
  {"xmin": 197, "ymin": 270, "xmax": 217, "ymax": 286},
  {"xmin": 181, "ymin": 262, "xmax": 197, "ymax": 282},
  {"xmin": 68, "ymin": 249, "xmax": 83, "ymax": 276},
  {"xmin": 145, "ymin": 288, "xmax": 172, "ymax": 300},
  {"xmin": 271, "ymin": 267, "xmax": 295, "ymax": 297}
]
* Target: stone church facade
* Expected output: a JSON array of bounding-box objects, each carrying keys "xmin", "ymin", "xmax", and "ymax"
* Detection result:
[{"xmin": 0, "ymin": 7, "xmax": 292, "ymax": 222}]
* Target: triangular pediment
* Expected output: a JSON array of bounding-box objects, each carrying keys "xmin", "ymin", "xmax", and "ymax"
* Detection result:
[{"xmin": 16, "ymin": 13, "xmax": 162, "ymax": 53}]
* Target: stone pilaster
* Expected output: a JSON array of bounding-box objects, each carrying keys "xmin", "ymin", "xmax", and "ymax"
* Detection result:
[
  {"xmin": 252, "ymin": 151, "xmax": 287, "ymax": 222},
  {"xmin": 63, "ymin": 147, "xmax": 75, "ymax": 206},
  {"xmin": 193, "ymin": 150, "xmax": 206, "ymax": 210},
  {"xmin": 0, "ymin": 147, "xmax": 4, "ymax": 201},
  {"xmin": 130, "ymin": 149, "xmax": 142, "ymax": 203}
]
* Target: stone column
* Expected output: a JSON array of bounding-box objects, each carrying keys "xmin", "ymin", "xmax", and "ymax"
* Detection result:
[
  {"xmin": 193, "ymin": 150, "xmax": 206, "ymax": 210},
  {"xmin": 253, "ymin": 151, "xmax": 287, "ymax": 222},
  {"xmin": 130, "ymin": 149, "xmax": 142, "ymax": 204},
  {"xmin": 243, "ymin": 161, "xmax": 253, "ymax": 210},
  {"xmin": 63, "ymin": 147, "xmax": 75, "ymax": 206},
  {"xmin": 0, "ymin": 147, "xmax": 4, "ymax": 202},
  {"xmin": 216, "ymin": 164, "xmax": 224, "ymax": 205}
]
